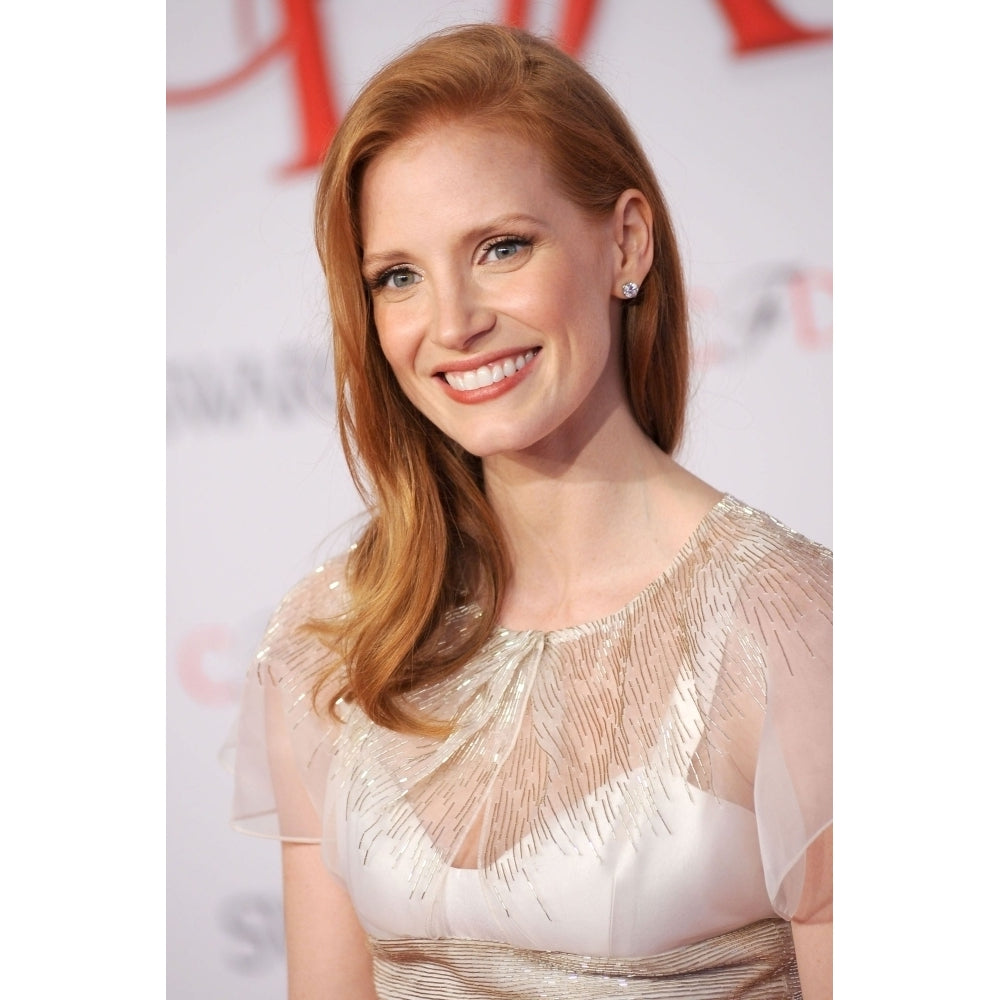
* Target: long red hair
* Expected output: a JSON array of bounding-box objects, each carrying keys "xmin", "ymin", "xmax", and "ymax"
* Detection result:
[{"xmin": 309, "ymin": 23, "xmax": 690, "ymax": 736}]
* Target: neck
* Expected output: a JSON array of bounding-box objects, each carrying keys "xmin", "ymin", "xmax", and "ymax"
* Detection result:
[{"xmin": 481, "ymin": 408, "xmax": 721, "ymax": 631}]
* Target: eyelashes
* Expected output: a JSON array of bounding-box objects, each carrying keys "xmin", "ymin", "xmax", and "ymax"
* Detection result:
[
  {"xmin": 478, "ymin": 233, "xmax": 534, "ymax": 263},
  {"xmin": 367, "ymin": 265, "xmax": 420, "ymax": 292},
  {"xmin": 365, "ymin": 233, "xmax": 535, "ymax": 292}
]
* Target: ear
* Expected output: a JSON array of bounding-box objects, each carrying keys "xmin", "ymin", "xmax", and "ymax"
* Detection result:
[{"xmin": 611, "ymin": 189, "xmax": 654, "ymax": 300}]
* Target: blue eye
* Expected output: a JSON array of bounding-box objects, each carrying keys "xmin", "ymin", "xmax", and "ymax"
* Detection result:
[
  {"xmin": 482, "ymin": 236, "xmax": 532, "ymax": 263},
  {"xmin": 375, "ymin": 267, "xmax": 422, "ymax": 290}
]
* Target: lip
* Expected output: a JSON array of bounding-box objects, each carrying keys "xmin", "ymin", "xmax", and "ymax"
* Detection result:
[
  {"xmin": 436, "ymin": 347, "xmax": 540, "ymax": 404},
  {"xmin": 434, "ymin": 346, "xmax": 540, "ymax": 376}
]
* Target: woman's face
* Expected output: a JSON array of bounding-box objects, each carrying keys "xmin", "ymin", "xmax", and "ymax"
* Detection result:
[{"xmin": 359, "ymin": 120, "xmax": 628, "ymax": 461}]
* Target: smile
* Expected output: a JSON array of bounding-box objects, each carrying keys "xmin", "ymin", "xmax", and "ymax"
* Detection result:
[{"xmin": 442, "ymin": 350, "xmax": 538, "ymax": 391}]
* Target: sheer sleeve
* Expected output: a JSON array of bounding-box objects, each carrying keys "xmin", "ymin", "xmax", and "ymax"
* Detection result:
[
  {"xmin": 736, "ymin": 535, "xmax": 832, "ymax": 920},
  {"xmin": 229, "ymin": 558, "xmax": 349, "ymax": 850}
]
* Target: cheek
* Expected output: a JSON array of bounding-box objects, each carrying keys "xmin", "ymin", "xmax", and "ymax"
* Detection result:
[
  {"xmin": 375, "ymin": 333, "xmax": 430, "ymax": 418},
  {"xmin": 373, "ymin": 311, "xmax": 415, "ymax": 375}
]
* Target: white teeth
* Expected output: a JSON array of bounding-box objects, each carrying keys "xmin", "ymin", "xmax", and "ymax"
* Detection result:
[{"xmin": 444, "ymin": 350, "xmax": 536, "ymax": 391}]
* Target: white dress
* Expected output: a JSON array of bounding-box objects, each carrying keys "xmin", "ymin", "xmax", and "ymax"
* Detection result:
[{"xmin": 231, "ymin": 496, "xmax": 832, "ymax": 998}]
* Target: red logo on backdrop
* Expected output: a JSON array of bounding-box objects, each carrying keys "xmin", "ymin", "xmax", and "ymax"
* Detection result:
[
  {"xmin": 714, "ymin": 0, "xmax": 832, "ymax": 53},
  {"xmin": 788, "ymin": 267, "xmax": 833, "ymax": 350},
  {"xmin": 691, "ymin": 264, "xmax": 832, "ymax": 367},
  {"xmin": 177, "ymin": 624, "xmax": 242, "ymax": 706},
  {"xmin": 166, "ymin": 0, "xmax": 831, "ymax": 175}
]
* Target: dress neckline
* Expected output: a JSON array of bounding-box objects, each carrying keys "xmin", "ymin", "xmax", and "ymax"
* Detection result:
[{"xmin": 495, "ymin": 493, "xmax": 739, "ymax": 642}]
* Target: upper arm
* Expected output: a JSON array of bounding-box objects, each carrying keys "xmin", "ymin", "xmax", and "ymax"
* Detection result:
[
  {"xmin": 790, "ymin": 824, "xmax": 833, "ymax": 1000},
  {"xmin": 282, "ymin": 841, "xmax": 377, "ymax": 1000}
]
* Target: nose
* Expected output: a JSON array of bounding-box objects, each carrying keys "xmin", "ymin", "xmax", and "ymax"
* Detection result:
[{"xmin": 429, "ymin": 274, "xmax": 496, "ymax": 351}]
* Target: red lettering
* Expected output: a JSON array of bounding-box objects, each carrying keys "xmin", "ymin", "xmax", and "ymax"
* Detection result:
[
  {"xmin": 688, "ymin": 286, "xmax": 726, "ymax": 367},
  {"xmin": 501, "ymin": 0, "xmax": 601, "ymax": 57},
  {"xmin": 166, "ymin": 0, "xmax": 337, "ymax": 174},
  {"xmin": 558, "ymin": 0, "xmax": 601, "ymax": 56},
  {"xmin": 281, "ymin": 0, "xmax": 339, "ymax": 172},
  {"xmin": 176, "ymin": 624, "xmax": 240, "ymax": 707},
  {"xmin": 503, "ymin": 0, "xmax": 530, "ymax": 28},
  {"xmin": 789, "ymin": 268, "xmax": 833, "ymax": 349},
  {"xmin": 711, "ymin": 0, "xmax": 832, "ymax": 54}
]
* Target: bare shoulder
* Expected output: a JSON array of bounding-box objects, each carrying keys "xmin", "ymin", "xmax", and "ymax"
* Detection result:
[{"xmin": 654, "ymin": 457, "xmax": 727, "ymax": 543}]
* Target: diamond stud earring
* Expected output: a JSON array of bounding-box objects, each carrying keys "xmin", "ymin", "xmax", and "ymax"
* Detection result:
[{"xmin": 622, "ymin": 281, "xmax": 639, "ymax": 299}]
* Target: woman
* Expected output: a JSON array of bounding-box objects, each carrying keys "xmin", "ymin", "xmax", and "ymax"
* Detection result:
[{"xmin": 232, "ymin": 23, "xmax": 832, "ymax": 1000}]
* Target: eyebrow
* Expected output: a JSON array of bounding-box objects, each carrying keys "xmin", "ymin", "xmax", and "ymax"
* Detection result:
[{"xmin": 362, "ymin": 213, "xmax": 547, "ymax": 274}]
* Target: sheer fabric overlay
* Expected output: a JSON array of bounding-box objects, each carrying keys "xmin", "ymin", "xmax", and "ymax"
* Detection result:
[{"xmin": 231, "ymin": 496, "xmax": 832, "ymax": 961}]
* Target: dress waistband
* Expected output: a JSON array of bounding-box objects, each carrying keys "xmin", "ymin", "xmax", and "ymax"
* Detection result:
[{"xmin": 368, "ymin": 917, "xmax": 801, "ymax": 999}]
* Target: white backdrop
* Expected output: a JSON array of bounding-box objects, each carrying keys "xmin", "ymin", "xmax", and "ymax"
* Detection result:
[{"xmin": 166, "ymin": 1, "xmax": 831, "ymax": 995}]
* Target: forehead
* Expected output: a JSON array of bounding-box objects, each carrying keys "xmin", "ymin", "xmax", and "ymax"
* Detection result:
[{"xmin": 359, "ymin": 121, "xmax": 564, "ymax": 243}]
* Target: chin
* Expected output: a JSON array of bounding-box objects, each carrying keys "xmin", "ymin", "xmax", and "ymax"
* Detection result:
[
  {"xmin": 453, "ymin": 439, "xmax": 517, "ymax": 460},
  {"xmin": 445, "ymin": 430, "xmax": 534, "ymax": 460}
]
